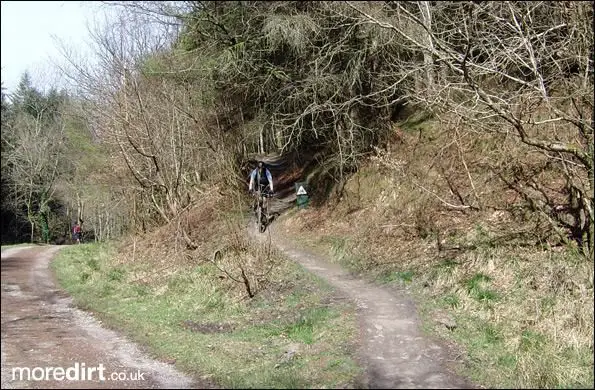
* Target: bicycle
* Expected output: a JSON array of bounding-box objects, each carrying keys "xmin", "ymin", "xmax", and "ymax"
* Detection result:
[{"xmin": 254, "ymin": 183, "xmax": 273, "ymax": 233}]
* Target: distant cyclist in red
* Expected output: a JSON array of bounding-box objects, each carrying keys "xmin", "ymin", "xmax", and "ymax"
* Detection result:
[{"xmin": 73, "ymin": 222, "xmax": 82, "ymax": 244}]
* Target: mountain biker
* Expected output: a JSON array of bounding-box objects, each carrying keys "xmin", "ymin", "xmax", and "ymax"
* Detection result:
[
  {"xmin": 72, "ymin": 222, "xmax": 82, "ymax": 244},
  {"xmin": 248, "ymin": 161, "xmax": 274, "ymax": 212},
  {"xmin": 249, "ymin": 160, "xmax": 274, "ymax": 194}
]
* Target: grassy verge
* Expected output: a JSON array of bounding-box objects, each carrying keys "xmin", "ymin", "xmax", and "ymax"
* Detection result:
[
  {"xmin": 51, "ymin": 241, "xmax": 362, "ymax": 389},
  {"xmin": 409, "ymin": 245, "xmax": 594, "ymax": 389}
]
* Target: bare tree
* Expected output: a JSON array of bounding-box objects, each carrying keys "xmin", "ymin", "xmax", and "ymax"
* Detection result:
[
  {"xmin": 349, "ymin": 1, "xmax": 594, "ymax": 256},
  {"xmin": 4, "ymin": 107, "xmax": 65, "ymax": 242},
  {"xmin": 56, "ymin": 2, "xmax": 240, "ymax": 245}
]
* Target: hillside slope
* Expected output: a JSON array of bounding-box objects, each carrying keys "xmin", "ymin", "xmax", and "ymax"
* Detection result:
[{"xmin": 270, "ymin": 115, "xmax": 594, "ymax": 388}]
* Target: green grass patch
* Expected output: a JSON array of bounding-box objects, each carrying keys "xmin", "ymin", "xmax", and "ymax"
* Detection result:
[
  {"xmin": 434, "ymin": 258, "xmax": 459, "ymax": 274},
  {"xmin": 411, "ymin": 249, "xmax": 593, "ymax": 389},
  {"xmin": 397, "ymin": 110, "xmax": 434, "ymax": 133},
  {"xmin": 442, "ymin": 293, "xmax": 461, "ymax": 309},
  {"xmin": 379, "ymin": 270, "xmax": 415, "ymax": 284},
  {"xmin": 51, "ymin": 241, "xmax": 362, "ymax": 388},
  {"xmin": 464, "ymin": 273, "xmax": 499, "ymax": 303},
  {"xmin": 321, "ymin": 236, "xmax": 348, "ymax": 263},
  {"xmin": 284, "ymin": 307, "xmax": 331, "ymax": 345},
  {"xmin": 318, "ymin": 236, "xmax": 367, "ymax": 273},
  {"xmin": 519, "ymin": 330, "xmax": 546, "ymax": 352}
]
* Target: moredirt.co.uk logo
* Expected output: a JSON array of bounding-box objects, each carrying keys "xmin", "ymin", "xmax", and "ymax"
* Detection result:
[{"xmin": 11, "ymin": 362, "xmax": 147, "ymax": 382}]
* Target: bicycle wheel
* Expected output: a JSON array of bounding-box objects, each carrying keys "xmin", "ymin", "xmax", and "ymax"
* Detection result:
[
  {"xmin": 256, "ymin": 202, "xmax": 264, "ymax": 232},
  {"xmin": 260, "ymin": 196, "xmax": 268, "ymax": 233},
  {"xmin": 259, "ymin": 206, "xmax": 266, "ymax": 232},
  {"xmin": 253, "ymin": 189, "xmax": 260, "ymax": 224}
]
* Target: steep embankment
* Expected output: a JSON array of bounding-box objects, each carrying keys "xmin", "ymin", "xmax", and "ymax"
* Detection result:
[{"xmin": 263, "ymin": 116, "xmax": 594, "ymax": 389}]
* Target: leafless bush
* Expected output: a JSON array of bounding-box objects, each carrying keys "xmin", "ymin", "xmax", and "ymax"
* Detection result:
[{"xmin": 212, "ymin": 229, "xmax": 277, "ymax": 299}]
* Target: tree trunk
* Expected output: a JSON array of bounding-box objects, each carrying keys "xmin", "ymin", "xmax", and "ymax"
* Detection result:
[
  {"xmin": 259, "ymin": 126, "xmax": 265, "ymax": 154},
  {"xmin": 40, "ymin": 212, "xmax": 49, "ymax": 243},
  {"xmin": 29, "ymin": 218, "xmax": 35, "ymax": 243},
  {"xmin": 275, "ymin": 125, "xmax": 283, "ymax": 151},
  {"xmin": 419, "ymin": 1, "xmax": 434, "ymax": 92},
  {"xmin": 97, "ymin": 208, "xmax": 103, "ymax": 242},
  {"xmin": 76, "ymin": 194, "xmax": 84, "ymax": 224}
]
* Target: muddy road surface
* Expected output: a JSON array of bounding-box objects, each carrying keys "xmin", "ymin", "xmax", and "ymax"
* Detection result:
[{"xmin": 1, "ymin": 246, "xmax": 210, "ymax": 389}]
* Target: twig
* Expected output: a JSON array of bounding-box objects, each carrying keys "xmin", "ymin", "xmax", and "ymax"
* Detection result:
[
  {"xmin": 412, "ymin": 179, "xmax": 472, "ymax": 210},
  {"xmin": 380, "ymin": 223, "xmax": 416, "ymax": 228}
]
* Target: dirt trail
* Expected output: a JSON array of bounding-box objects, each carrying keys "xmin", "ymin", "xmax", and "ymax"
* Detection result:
[
  {"xmin": 250, "ymin": 213, "xmax": 477, "ymax": 389},
  {"xmin": 1, "ymin": 246, "xmax": 209, "ymax": 389}
]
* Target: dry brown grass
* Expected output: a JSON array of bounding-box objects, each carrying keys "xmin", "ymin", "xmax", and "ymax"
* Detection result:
[
  {"xmin": 111, "ymin": 185, "xmax": 283, "ymax": 301},
  {"xmin": 278, "ymin": 113, "xmax": 594, "ymax": 388}
]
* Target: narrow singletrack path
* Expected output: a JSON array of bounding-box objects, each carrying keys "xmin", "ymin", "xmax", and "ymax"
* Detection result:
[{"xmin": 250, "ymin": 212, "xmax": 477, "ymax": 389}]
